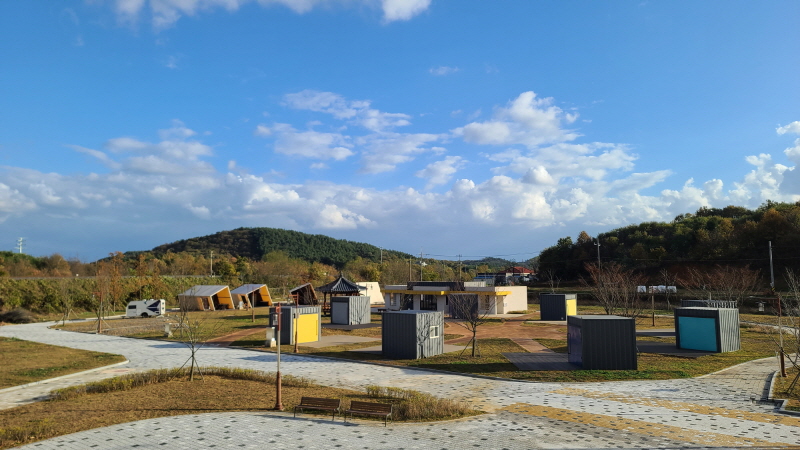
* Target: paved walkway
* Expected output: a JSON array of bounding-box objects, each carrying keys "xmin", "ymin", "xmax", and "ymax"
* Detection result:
[{"xmin": 1, "ymin": 322, "xmax": 799, "ymax": 449}]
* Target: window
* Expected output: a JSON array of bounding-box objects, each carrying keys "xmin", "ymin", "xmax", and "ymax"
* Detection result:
[
  {"xmin": 429, "ymin": 325, "xmax": 440, "ymax": 338},
  {"xmin": 127, "ymin": 305, "xmax": 136, "ymax": 310},
  {"xmin": 420, "ymin": 295, "xmax": 437, "ymax": 311},
  {"xmin": 390, "ymin": 294, "xmax": 398, "ymax": 307}
]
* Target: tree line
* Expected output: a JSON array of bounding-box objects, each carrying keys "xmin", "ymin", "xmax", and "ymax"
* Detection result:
[{"xmin": 537, "ymin": 201, "xmax": 800, "ymax": 284}]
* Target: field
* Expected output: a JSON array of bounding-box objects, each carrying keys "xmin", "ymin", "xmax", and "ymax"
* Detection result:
[{"xmin": 0, "ymin": 337, "xmax": 125, "ymax": 389}]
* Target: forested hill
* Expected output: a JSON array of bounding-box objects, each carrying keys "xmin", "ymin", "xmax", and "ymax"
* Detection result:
[
  {"xmin": 538, "ymin": 201, "xmax": 800, "ymax": 280},
  {"xmin": 147, "ymin": 227, "xmax": 413, "ymax": 268}
]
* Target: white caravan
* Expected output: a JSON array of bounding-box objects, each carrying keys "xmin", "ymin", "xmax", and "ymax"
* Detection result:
[{"xmin": 126, "ymin": 299, "xmax": 166, "ymax": 318}]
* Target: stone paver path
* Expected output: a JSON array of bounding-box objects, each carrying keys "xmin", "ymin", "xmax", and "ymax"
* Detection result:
[{"xmin": 1, "ymin": 322, "xmax": 798, "ymax": 449}]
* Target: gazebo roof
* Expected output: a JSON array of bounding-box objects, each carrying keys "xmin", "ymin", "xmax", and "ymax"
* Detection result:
[{"xmin": 317, "ymin": 276, "xmax": 365, "ymax": 293}]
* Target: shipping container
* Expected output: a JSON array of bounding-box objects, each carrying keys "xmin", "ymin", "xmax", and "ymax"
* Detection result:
[
  {"xmin": 540, "ymin": 293, "xmax": 577, "ymax": 321},
  {"xmin": 680, "ymin": 300, "xmax": 737, "ymax": 309},
  {"xmin": 674, "ymin": 307, "xmax": 740, "ymax": 352},
  {"xmin": 567, "ymin": 315, "xmax": 637, "ymax": 370},
  {"xmin": 382, "ymin": 310, "xmax": 444, "ymax": 359},
  {"xmin": 330, "ymin": 296, "xmax": 371, "ymax": 325},
  {"xmin": 269, "ymin": 305, "xmax": 321, "ymax": 345}
]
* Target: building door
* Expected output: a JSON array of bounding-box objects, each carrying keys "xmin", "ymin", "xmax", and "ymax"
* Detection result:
[{"xmin": 420, "ymin": 294, "xmax": 437, "ymax": 311}]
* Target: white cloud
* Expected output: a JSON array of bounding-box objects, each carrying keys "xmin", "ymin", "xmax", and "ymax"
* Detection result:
[
  {"xmin": 358, "ymin": 133, "xmax": 442, "ymax": 173},
  {"xmin": 381, "ymin": 0, "xmax": 431, "ymax": 21},
  {"xmin": 70, "ymin": 145, "xmax": 122, "ymax": 170},
  {"xmin": 315, "ymin": 204, "xmax": 374, "ymax": 229},
  {"xmin": 284, "ymin": 90, "xmax": 410, "ymax": 132},
  {"xmin": 415, "ymin": 156, "xmax": 464, "ymax": 189},
  {"xmin": 777, "ymin": 121, "xmax": 800, "ymax": 135},
  {"xmin": 112, "ymin": 0, "xmax": 432, "ymax": 30},
  {"xmin": 254, "ymin": 124, "xmax": 271, "ymax": 136},
  {"xmin": 429, "ymin": 66, "xmax": 459, "ymax": 76},
  {"xmin": 269, "ymin": 123, "xmax": 354, "ymax": 160},
  {"xmin": 455, "ymin": 91, "xmax": 579, "ymax": 148}
]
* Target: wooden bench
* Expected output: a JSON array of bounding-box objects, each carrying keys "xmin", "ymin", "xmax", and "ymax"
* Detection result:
[
  {"xmin": 345, "ymin": 401, "xmax": 393, "ymax": 426},
  {"xmin": 293, "ymin": 397, "xmax": 341, "ymax": 421}
]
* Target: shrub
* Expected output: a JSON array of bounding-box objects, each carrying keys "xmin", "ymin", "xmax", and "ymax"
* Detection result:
[
  {"xmin": 0, "ymin": 308, "xmax": 35, "ymax": 324},
  {"xmin": 364, "ymin": 385, "xmax": 475, "ymax": 421}
]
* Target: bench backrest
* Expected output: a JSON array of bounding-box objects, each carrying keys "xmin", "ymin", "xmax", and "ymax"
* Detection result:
[
  {"xmin": 349, "ymin": 401, "xmax": 392, "ymax": 414},
  {"xmin": 299, "ymin": 397, "xmax": 340, "ymax": 408}
]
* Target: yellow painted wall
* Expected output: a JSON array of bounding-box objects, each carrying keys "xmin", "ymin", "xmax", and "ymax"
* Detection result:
[
  {"xmin": 293, "ymin": 313, "xmax": 319, "ymax": 344},
  {"xmin": 566, "ymin": 299, "xmax": 577, "ymax": 316}
]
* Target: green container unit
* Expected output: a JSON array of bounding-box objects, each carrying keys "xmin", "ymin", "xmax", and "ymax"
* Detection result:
[
  {"xmin": 382, "ymin": 310, "xmax": 444, "ymax": 359},
  {"xmin": 539, "ymin": 293, "xmax": 577, "ymax": 321},
  {"xmin": 330, "ymin": 296, "xmax": 371, "ymax": 325},
  {"xmin": 567, "ymin": 315, "xmax": 637, "ymax": 370},
  {"xmin": 674, "ymin": 307, "xmax": 740, "ymax": 353}
]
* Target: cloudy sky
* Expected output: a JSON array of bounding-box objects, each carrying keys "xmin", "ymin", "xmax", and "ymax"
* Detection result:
[{"xmin": 1, "ymin": 1, "xmax": 799, "ymax": 262}]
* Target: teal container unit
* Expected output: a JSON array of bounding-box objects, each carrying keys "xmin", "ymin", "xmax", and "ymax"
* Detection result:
[
  {"xmin": 330, "ymin": 296, "xmax": 371, "ymax": 325},
  {"xmin": 567, "ymin": 315, "xmax": 637, "ymax": 370},
  {"xmin": 674, "ymin": 307, "xmax": 740, "ymax": 352},
  {"xmin": 382, "ymin": 310, "xmax": 444, "ymax": 359}
]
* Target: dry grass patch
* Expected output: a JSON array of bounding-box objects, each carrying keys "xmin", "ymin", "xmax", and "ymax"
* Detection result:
[
  {"xmin": 773, "ymin": 367, "xmax": 800, "ymax": 412},
  {"xmin": 0, "ymin": 338, "xmax": 125, "ymax": 389},
  {"xmin": 55, "ymin": 309, "xmax": 273, "ymax": 340},
  {"xmin": 528, "ymin": 326, "xmax": 777, "ymax": 382},
  {"xmin": 0, "ymin": 367, "xmax": 480, "ymax": 449}
]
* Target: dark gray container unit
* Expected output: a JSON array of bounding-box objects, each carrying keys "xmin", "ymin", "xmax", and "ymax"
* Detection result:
[
  {"xmin": 330, "ymin": 296, "xmax": 371, "ymax": 325},
  {"xmin": 539, "ymin": 293, "xmax": 576, "ymax": 321},
  {"xmin": 680, "ymin": 300, "xmax": 737, "ymax": 309},
  {"xmin": 382, "ymin": 310, "xmax": 444, "ymax": 359},
  {"xmin": 567, "ymin": 315, "xmax": 637, "ymax": 370},
  {"xmin": 674, "ymin": 307, "xmax": 740, "ymax": 353},
  {"xmin": 269, "ymin": 305, "xmax": 322, "ymax": 345}
]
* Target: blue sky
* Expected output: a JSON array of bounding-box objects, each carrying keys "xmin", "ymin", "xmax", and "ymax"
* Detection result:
[{"xmin": 1, "ymin": 0, "xmax": 799, "ymax": 262}]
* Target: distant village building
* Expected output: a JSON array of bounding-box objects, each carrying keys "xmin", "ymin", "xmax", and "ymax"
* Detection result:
[{"xmin": 473, "ymin": 266, "xmax": 535, "ymax": 286}]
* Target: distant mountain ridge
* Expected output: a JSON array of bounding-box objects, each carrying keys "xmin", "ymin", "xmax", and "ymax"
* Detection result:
[{"xmin": 147, "ymin": 227, "xmax": 413, "ymax": 268}]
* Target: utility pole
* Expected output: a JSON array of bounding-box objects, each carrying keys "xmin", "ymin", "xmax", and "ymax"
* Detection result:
[
  {"xmin": 274, "ymin": 303, "xmax": 283, "ymax": 410},
  {"xmin": 16, "ymin": 237, "xmax": 25, "ymax": 254},
  {"xmin": 210, "ymin": 251, "xmax": 214, "ymax": 277},
  {"xmin": 458, "ymin": 254, "xmax": 462, "ymax": 282},
  {"xmin": 379, "ymin": 247, "xmax": 383, "ymax": 264},
  {"xmin": 419, "ymin": 250, "xmax": 424, "ymax": 281},
  {"xmin": 594, "ymin": 239, "xmax": 601, "ymax": 269},
  {"xmin": 770, "ymin": 241, "xmax": 787, "ymax": 377}
]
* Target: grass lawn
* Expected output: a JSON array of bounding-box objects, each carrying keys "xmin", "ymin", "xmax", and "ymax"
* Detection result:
[
  {"xmin": 0, "ymin": 338, "xmax": 125, "ymax": 389},
  {"xmin": 773, "ymin": 367, "xmax": 800, "ymax": 412},
  {"xmin": 0, "ymin": 367, "xmax": 479, "ymax": 449},
  {"xmin": 50, "ymin": 307, "xmax": 789, "ymax": 386}
]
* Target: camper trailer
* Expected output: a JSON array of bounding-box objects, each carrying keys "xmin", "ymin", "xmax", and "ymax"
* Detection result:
[{"xmin": 126, "ymin": 299, "xmax": 165, "ymax": 318}]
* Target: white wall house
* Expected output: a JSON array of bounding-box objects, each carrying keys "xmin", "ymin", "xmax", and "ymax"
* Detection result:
[
  {"xmin": 358, "ymin": 281, "xmax": 384, "ymax": 305},
  {"xmin": 383, "ymin": 282, "xmax": 527, "ymax": 316}
]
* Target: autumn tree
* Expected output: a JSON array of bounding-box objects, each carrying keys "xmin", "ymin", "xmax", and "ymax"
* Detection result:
[
  {"xmin": 776, "ymin": 269, "xmax": 800, "ymax": 392},
  {"xmin": 678, "ymin": 265, "xmax": 761, "ymax": 306},
  {"xmin": 582, "ymin": 262, "xmax": 646, "ymax": 317},
  {"xmin": 176, "ymin": 288, "xmax": 223, "ymax": 381},
  {"xmin": 448, "ymin": 293, "xmax": 496, "ymax": 357}
]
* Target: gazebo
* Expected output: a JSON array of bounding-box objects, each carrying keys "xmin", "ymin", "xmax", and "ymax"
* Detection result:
[{"xmin": 317, "ymin": 276, "xmax": 366, "ymax": 316}]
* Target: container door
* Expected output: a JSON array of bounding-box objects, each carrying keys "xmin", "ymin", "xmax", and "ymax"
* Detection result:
[{"xmin": 295, "ymin": 313, "xmax": 319, "ymax": 344}]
